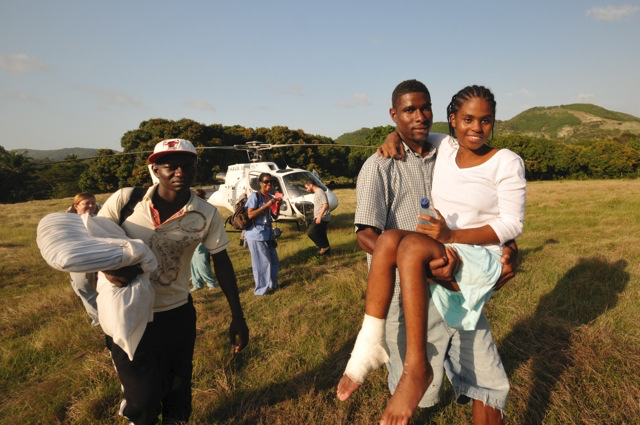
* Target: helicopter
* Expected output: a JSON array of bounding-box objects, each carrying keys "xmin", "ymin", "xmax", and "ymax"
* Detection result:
[
  {"xmin": 202, "ymin": 142, "xmax": 339, "ymax": 225},
  {"xmin": 45, "ymin": 139, "xmax": 366, "ymax": 226}
]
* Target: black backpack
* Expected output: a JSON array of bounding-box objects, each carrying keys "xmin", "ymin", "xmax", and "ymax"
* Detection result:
[
  {"xmin": 230, "ymin": 194, "xmax": 251, "ymax": 230},
  {"xmin": 119, "ymin": 187, "xmax": 146, "ymax": 225}
]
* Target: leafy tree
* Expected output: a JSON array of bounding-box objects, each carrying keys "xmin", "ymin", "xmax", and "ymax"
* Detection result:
[
  {"xmin": 493, "ymin": 135, "xmax": 558, "ymax": 180},
  {"xmin": 0, "ymin": 146, "xmax": 37, "ymax": 203},
  {"xmin": 579, "ymin": 141, "xmax": 640, "ymax": 178},
  {"xmin": 79, "ymin": 149, "xmax": 141, "ymax": 193},
  {"xmin": 554, "ymin": 144, "xmax": 589, "ymax": 179},
  {"xmin": 35, "ymin": 160, "xmax": 90, "ymax": 199}
]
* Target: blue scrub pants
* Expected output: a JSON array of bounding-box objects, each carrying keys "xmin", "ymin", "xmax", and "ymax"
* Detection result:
[
  {"xmin": 69, "ymin": 272, "xmax": 99, "ymax": 326},
  {"xmin": 246, "ymin": 239, "xmax": 279, "ymax": 295}
]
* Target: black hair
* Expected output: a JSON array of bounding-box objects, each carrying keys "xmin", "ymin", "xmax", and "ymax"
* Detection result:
[
  {"xmin": 446, "ymin": 85, "xmax": 496, "ymax": 138},
  {"xmin": 391, "ymin": 79, "xmax": 431, "ymax": 109},
  {"xmin": 258, "ymin": 172, "xmax": 273, "ymax": 183}
]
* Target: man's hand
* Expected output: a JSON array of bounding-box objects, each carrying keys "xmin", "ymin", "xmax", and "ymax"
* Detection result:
[
  {"xmin": 102, "ymin": 264, "xmax": 143, "ymax": 287},
  {"xmin": 494, "ymin": 240, "xmax": 518, "ymax": 291},
  {"xmin": 428, "ymin": 245, "xmax": 460, "ymax": 282},
  {"xmin": 229, "ymin": 316, "xmax": 249, "ymax": 353}
]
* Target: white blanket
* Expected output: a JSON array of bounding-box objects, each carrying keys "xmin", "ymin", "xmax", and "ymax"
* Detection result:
[{"xmin": 37, "ymin": 212, "xmax": 157, "ymax": 360}]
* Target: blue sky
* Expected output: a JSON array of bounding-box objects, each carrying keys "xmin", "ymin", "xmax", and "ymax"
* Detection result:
[{"xmin": 1, "ymin": 0, "xmax": 639, "ymax": 151}]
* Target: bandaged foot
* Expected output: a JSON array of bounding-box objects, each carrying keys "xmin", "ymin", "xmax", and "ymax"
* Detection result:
[{"xmin": 337, "ymin": 314, "xmax": 389, "ymax": 401}]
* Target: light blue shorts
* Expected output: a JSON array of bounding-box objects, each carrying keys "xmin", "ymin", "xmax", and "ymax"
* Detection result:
[
  {"xmin": 385, "ymin": 293, "xmax": 509, "ymax": 411},
  {"xmin": 430, "ymin": 244, "xmax": 502, "ymax": 330}
]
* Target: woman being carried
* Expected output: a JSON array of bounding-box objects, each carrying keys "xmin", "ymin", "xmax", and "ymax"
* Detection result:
[{"xmin": 337, "ymin": 85, "xmax": 526, "ymax": 424}]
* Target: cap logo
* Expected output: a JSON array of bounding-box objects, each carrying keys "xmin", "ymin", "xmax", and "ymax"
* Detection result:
[{"xmin": 164, "ymin": 140, "xmax": 179, "ymax": 149}]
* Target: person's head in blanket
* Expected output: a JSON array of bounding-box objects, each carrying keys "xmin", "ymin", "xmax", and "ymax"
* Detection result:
[{"xmin": 148, "ymin": 139, "xmax": 198, "ymax": 195}]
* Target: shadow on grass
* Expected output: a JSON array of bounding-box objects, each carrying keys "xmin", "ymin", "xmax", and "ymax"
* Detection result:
[
  {"xmin": 517, "ymin": 238, "xmax": 559, "ymax": 265},
  {"xmin": 206, "ymin": 336, "xmax": 358, "ymax": 424},
  {"xmin": 499, "ymin": 256, "xmax": 629, "ymax": 424}
]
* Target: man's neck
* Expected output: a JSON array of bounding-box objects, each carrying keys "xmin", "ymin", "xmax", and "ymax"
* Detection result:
[
  {"xmin": 153, "ymin": 187, "xmax": 190, "ymax": 221},
  {"xmin": 403, "ymin": 138, "xmax": 432, "ymax": 158}
]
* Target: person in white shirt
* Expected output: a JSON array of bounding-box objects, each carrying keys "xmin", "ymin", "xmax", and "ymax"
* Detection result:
[
  {"xmin": 304, "ymin": 179, "xmax": 331, "ymax": 255},
  {"xmin": 98, "ymin": 139, "xmax": 249, "ymax": 425}
]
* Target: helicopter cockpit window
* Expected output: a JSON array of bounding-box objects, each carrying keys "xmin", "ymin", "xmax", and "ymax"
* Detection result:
[
  {"xmin": 282, "ymin": 171, "xmax": 327, "ymax": 198},
  {"xmin": 249, "ymin": 177, "xmax": 260, "ymax": 192}
]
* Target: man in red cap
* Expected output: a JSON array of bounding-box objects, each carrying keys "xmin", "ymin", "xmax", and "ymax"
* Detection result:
[{"xmin": 98, "ymin": 138, "xmax": 249, "ymax": 424}]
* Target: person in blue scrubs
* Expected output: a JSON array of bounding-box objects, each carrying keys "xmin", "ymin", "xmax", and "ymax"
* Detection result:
[{"xmin": 244, "ymin": 173, "xmax": 281, "ymax": 295}]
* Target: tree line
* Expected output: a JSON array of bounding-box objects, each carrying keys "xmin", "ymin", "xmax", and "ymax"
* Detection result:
[{"xmin": 1, "ymin": 119, "xmax": 639, "ymax": 203}]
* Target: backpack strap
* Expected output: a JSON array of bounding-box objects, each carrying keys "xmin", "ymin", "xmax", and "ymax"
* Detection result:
[{"xmin": 119, "ymin": 187, "xmax": 147, "ymax": 225}]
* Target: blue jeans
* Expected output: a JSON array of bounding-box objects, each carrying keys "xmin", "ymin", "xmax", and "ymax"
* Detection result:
[
  {"xmin": 190, "ymin": 243, "xmax": 217, "ymax": 289},
  {"xmin": 246, "ymin": 239, "xmax": 279, "ymax": 295},
  {"xmin": 70, "ymin": 272, "xmax": 99, "ymax": 326},
  {"xmin": 385, "ymin": 293, "xmax": 509, "ymax": 411}
]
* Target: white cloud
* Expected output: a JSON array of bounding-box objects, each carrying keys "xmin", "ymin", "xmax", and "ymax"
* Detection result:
[
  {"xmin": 586, "ymin": 5, "xmax": 640, "ymax": 21},
  {"xmin": 102, "ymin": 92, "xmax": 141, "ymax": 106},
  {"xmin": 75, "ymin": 85, "xmax": 141, "ymax": 107},
  {"xmin": 578, "ymin": 93, "xmax": 595, "ymax": 102},
  {"xmin": 0, "ymin": 53, "xmax": 49, "ymax": 74},
  {"xmin": 1, "ymin": 91, "xmax": 39, "ymax": 101},
  {"xmin": 184, "ymin": 99, "xmax": 215, "ymax": 112},
  {"xmin": 518, "ymin": 88, "xmax": 534, "ymax": 98},
  {"xmin": 335, "ymin": 93, "xmax": 373, "ymax": 108},
  {"xmin": 271, "ymin": 84, "xmax": 305, "ymax": 96}
]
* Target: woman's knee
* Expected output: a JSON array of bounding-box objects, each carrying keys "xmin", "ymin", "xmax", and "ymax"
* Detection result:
[
  {"xmin": 397, "ymin": 233, "xmax": 443, "ymax": 259},
  {"xmin": 375, "ymin": 230, "xmax": 405, "ymax": 254}
]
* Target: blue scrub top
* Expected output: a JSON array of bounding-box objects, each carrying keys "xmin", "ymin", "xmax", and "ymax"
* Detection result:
[{"xmin": 244, "ymin": 192, "xmax": 274, "ymax": 241}]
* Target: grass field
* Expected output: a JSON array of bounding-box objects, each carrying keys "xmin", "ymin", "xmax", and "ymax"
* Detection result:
[{"xmin": 1, "ymin": 180, "xmax": 639, "ymax": 424}]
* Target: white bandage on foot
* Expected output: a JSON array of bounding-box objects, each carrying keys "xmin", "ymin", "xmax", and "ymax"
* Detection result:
[{"xmin": 344, "ymin": 314, "xmax": 390, "ymax": 385}]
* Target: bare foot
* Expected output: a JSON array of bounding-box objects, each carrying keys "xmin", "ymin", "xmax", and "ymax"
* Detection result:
[
  {"xmin": 379, "ymin": 362, "xmax": 433, "ymax": 425},
  {"xmin": 337, "ymin": 374, "xmax": 361, "ymax": 401}
]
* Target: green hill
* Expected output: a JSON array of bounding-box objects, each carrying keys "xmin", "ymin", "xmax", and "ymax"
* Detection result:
[
  {"xmin": 337, "ymin": 104, "xmax": 640, "ymax": 144},
  {"xmin": 498, "ymin": 104, "xmax": 640, "ymax": 140},
  {"xmin": 12, "ymin": 147, "xmax": 101, "ymax": 162}
]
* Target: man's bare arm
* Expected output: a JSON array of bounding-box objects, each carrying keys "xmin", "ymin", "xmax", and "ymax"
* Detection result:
[{"xmin": 211, "ymin": 249, "xmax": 249, "ymax": 353}]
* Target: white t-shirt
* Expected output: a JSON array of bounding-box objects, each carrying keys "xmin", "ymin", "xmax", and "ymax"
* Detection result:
[
  {"xmin": 98, "ymin": 185, "xmax": 230, "ymax": 312},
  {"xmin": 431, "ymin": 138, "xmax": 526, "ymax": 252}
]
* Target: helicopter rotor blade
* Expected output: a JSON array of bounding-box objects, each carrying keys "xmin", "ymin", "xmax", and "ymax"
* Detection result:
[
  {"xmin": 36, "ymin": 142, "xmax": 376, "ymax": 166},
  {"xmin": 265, "ymin": 143, "xmax": 373, "ymax": 149}
]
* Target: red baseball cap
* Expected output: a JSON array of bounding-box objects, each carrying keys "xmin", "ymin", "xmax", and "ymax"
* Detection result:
[{"xmin": 147, "ymin": 139, "xmax": 198, "ymax": 164}]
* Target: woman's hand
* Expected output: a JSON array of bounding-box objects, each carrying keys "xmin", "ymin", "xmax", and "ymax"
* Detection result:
[
  {"xmin": 416, "ymin": 209, "xmax": 453, "ymax": 243},
  {"xmin": 376, "ymin": 131, "xmax": 405, "ymax": 159}
]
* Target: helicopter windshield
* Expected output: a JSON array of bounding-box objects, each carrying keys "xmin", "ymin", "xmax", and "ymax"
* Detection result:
[{"xmin": 281, "ymin": 171, "xmax": 327, "ymax": 198}]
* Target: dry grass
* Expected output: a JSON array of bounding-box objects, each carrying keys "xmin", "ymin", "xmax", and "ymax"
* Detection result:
[{"xmin": 1, "ymin": 181, "xmax": 639, "ymax": 424}]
